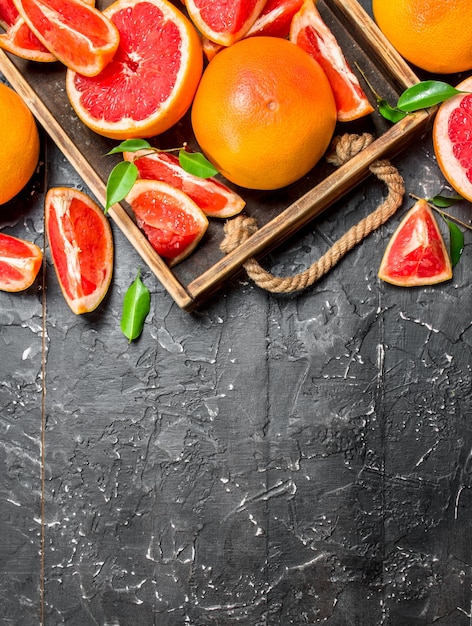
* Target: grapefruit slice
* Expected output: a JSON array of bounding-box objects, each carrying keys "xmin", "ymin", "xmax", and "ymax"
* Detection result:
[
  {"xmin": 433, "ymin": 76, "xmax": 472, "ymax": 203},
  {"xmin": 45, "ymin": 187, "xmax": 113, "ymax": 314},
  {"xmin": 124, "ymin": 150, "xmax": 246, "ymax": 218},
  {"xmin": 378, "ymin": 199, "xmax": 452, "ymax": 287},
  {"xmin": 12, "ymin": 0, "xmax": 120, "ymax": 76},
  {"xmin": 185, "ymin": 0, "xmax": 267, "ymax": 46},
  {"xmin": 126, "ymin": 179, "xmax": 208, "ymax": 266},
  {"xmin": 290, "ymin": 0, "xmax": 373, "ymax": 122},
  {"xmin": 65, "ymin": 0, "xmax": 203, "ymax": 140},
  {"xmin": 0, "ymin": 232, "xmax": 42, "ymax": 292},
  {"xmin": 0, "ymin": 0, "xmax": 55, "ymax": 60}
]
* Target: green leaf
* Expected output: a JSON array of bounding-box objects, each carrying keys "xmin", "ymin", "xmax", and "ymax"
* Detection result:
[
  {"xmin": 178, "ymin": 149, "xmax": 218, "ymax": 178},
  {"xmin": 397, "ymin": 81, "xmax": 465, "ymax": 112},
  {"xmin": 106, "ymin": 139, "xmax": 151, "ymax": 155},
  {"xmin": 105, "ymin": 161, "xmax": 138, "ymax": 211},
  {"xmin": 430, "ymin": 194, "xmax": 463, "ymax": 208},
  {"xmin": 120, "ymin": 270, "xmax": 151, "ymax": 342},
  {"xmin": 447, "ymin": 220, "xmax": 464, "ymax": 267},
  {"xmin": 378, "ymin": 99, "xmax": 408, "ymax": 123}
]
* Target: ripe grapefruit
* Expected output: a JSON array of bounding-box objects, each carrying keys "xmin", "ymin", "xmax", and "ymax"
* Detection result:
[
  {"xmin": 185, "ymin": 0, "xmax": 267, "ymax": 46},
  {"xmin": 290, "ymin": 0, "xmax": 373, "ymax": 122},
  {"xmin": 0, "ymin": 232, "xmax": 42, "ymax": 292},
  {"xmin": 0, "ymin": 82, "xmax": 40, "ymax": 205},
  {"xmin": 65, "ymin": 0, "xmax": 203, "ymax": 139},
  {"xmin": 124, "ymin": 150, "xmax": 246, "ymax": 218},
  {"xmin": 378, "ymin": 199, "xmax": 452, "ymax": 287},
  {"xmin": 13, "ymin": 0, "xmax": 120, "ymax": 76},
  {"xmin": 433, "ymin": 76, "xmax": 472, "ymax": 203},
  {"xmin": 126, "ymin": 179, "xmax": 208, "ymax": 266},
  {"xmin": 191, "ymin": 36, "xmax": 337, "ymax": 190},
  {"xmin": 45, "ymin": 187, "xmax": 113, "ymax": 314},
  {"xmin": 372, "ymin": 0, "xmax": 472, "ymax": 74},
  {"xmin": 0, "ymin": 0, "xmax": 55, "ymax": 61}
]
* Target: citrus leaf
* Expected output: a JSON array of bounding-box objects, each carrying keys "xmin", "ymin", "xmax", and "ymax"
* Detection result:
[
  {"xmin": 120, "ymin": 270, "xmax": 151, "ymax": 342},
  {"xmin": 447, "ymin": 220, "xmax": 464, "ymax": 267},
  {"xmin": 106, "ymin": 139, "xmax": 151, "ymax": 155},
  {"xmin": 105, "ymin": 161, "xmax": 138, "ymax": 211},
  {"xmin": 378, "ymin": 99, "xmax": 407, "ymax": 123},
  {"xmin": 430, "ymin": 194, "xmax": 463, "ymax": 208},
  {"xmin": 397, "ymin": 81, "xmax": 465, "ymax": 112},
  {"xmin": 179, "ymin": 149, "xmax": 218, "ymax": 178}
]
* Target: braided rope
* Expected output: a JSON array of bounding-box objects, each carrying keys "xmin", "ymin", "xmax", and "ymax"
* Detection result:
[{"xmin": 220, "ymin": 133, "xmax": 405, "ymax": 294}]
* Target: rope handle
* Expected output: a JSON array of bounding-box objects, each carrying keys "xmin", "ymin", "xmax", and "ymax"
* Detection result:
[{"xmin": 220, "ymin": 133, "xmax": 405, "ymax": 294}]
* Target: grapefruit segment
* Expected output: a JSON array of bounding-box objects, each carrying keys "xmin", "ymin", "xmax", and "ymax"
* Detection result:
[
  {"xmin": 12, "ymin": 0, "xmax": 120, "ymax": 76},
  {"xmin": 185, "ymin": 0, "xmax": 268, "ymax": 46},
  {"xmin": 433, "ymin": 76, "xmax": 472, "ymax": 203},
  {"xmin": 45, "ymin": 187, "xmax": 113, "ymax": 314},
  {"xmin": 0, "ymin": 0, "xmax": 55, "ymax": 60},
  {"xmin": 0, "ymin": 232, "xmax": 42, "ymax": 292},
  {"xmin": 124, "ymin": 150, "xmax": 246, "ymax": 218},
  {"xmin": 290, "ymin": 0, "xmax": 373, "ymax": 122},
  {"xmin": 65, "ymin": 0, "xmax": 203, "ymax": 139},
  {"xmin": 126, "ymin": 179, "xmax": 208, "ymax": 266},
  {"xmin": 378, "ymin": 199, "xmax": 452, "ymax": 287}
]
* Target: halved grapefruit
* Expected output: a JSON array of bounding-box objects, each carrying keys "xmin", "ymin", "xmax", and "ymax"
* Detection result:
[
  {"xmin": 433, "ymin": 76, "xmax": 472, "ymax": 203},
  {"xmin": 185, "ymin": 0, "xmax": 267, "ymax": 46},
  {"xmin": 126, "ymin": 179, "xmax": 208, "ymax": 266},
  {"xmin": 12, "ymin": 0, "xmax": 120, "ymax": 76},
  {"xmin": 124, "ymin": 149, "xmax": 246, "ymax": 218},
  {"xmin": 378, "ymin": 199, "xmax": 452, "ymax": 287},
  {"xmin": 66, "ymin": 0, "xmax": 203, "ymax": 140},
  {"xmin": 290, "ymin": 0, "xmax": 373, "ymax": 122},
  {"xmin": 0, "ymin": 232, "xmax": 42, "ymax": 292},
  {"xmin": 45, "ymin": 187, "xmax": 113, "ymax": 314}
]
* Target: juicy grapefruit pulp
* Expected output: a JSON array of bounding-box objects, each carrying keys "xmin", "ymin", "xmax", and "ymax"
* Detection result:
[
  {"xmin": 65, "ymin": 0, "xmax": 203, "ymax": 139},
  {"xmin": 0, "ymin": 232, "xmax": 42, "ymax": 292},
  {"xmin": 185, "ymin": 0, "xmax": 267, "ymax": 46},
  {"xmin": 126, "ymin": 179, "xmax": 208, "ymax": 266},
  {"xmin": 0, "ymin": 0, "xmax": 55, "ymax": 60},
  {"xmin": 433, "ymin": 76, "xmax": 472, "ymax": 203},
  {"xmin": 378, "ymin": 199, "xmax": 452, "ymax": 286},
  {"xmin": 45, "ymin": 187, "xmax": 113, "ymax": 314},
  {"xmin": 124, "ymin": 150, "xmax": 245, "ymax": 218},
  {"xmin": 289, "ymin": 0, "xmax": 373, "ymax": 122},
  {"xmin": 13, "ymin": 0, "xmax": 120, "ymax": 75}
]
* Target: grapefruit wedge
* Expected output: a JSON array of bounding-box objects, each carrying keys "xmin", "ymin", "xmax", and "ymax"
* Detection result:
[
  {"xmin": 126, "ymin": 179, "xmax": 208, "ymax": 266},
  {"xmin": 185, "ymin": 0, "xmax": 267, "ymax": 46},
  {"xmin": 0, "ymin": 232, "xmax": 42, "ymax": 292},
  {"xmin": 45, "ymin": 187, "xmax": 113, "ymax": 314},
  {"xmin": 0, "ymin": 0, "xmax": 55, "ymax": 61},
  {"xmin": 66, "ymin": 0, "xmax": 203, "ymax": 139},
  {"xmin": 433, "ymin": 76, "xmax": 472, "ymax": 203},
  {"xmin": 378, "ymin": 199, "xmax": 452, "ymax": 287},
  {"xmin": 12, "ymin": 0, "xmax": 120, "ymax": 76},
  {"xmin": 290, "ymin": 0, "xmax": 373, "ymax": 122},
  {"xmin": 124, "ymin": 150, "xmax": 245, "ymax": 218}
]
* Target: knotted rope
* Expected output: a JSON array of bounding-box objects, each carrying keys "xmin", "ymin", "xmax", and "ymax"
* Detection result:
[{"xmin": 220, "ymin": 133, "xmax": 405, "ymax": 294}]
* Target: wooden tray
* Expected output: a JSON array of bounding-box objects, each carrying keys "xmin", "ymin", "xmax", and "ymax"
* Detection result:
[{"xmin": 0, "ymin": 0, "xmax": 434, "ymax": 311}]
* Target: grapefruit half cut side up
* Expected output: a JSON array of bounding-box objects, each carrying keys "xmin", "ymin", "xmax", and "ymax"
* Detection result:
[
  {"xmin": 0, "ymin": 232, "xmax": 42, "ymax": 292},
  {"xmin": 290, "ymin": 0, "xmax": 373, "ymax": 122},
  {"xmin": 126, "ymin": 179, "xmax": 209, "ymax": 266},
  {"xmin": 185, "ymin": 0, "xmax": 267, "ymax": 46},
  {"xmin": 433, "ymin": 76, "xmax": 472, "ymax": 203},
  {"xmin": 378, "ymin": 199, "xmax": 452, "ymax": 287},
  {"xmin": 65, "ymin": 0, "xmax": 203, "ymax": 140},
  {"xmin": 45, "ymin": 187, "xmax": 113, "ymax": 314},
  {"xmin": 12, "ymin": 0, "xmax": 120, "ymax": 76},
  {"xmin": 124, "ymin": 150, "xmax": 246, "ymax": 218}
]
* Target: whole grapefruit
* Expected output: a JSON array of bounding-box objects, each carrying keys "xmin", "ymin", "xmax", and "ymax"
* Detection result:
[
  {"xmin": 372, "ymin": 0, "xmax": 472, "ymax": 74},
  {"xmin": 191, "ymin": 36, "xmax": 337, "ymax": 191}
]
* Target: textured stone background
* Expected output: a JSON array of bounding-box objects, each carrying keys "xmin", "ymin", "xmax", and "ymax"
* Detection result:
[{"xmin": 1, "ymin": 1, "xmax": 472, "ymax": 624}]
